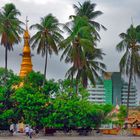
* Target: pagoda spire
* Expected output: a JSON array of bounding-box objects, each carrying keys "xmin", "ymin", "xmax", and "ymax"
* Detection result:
[
  {"xmin": 19, "ymin": 17, "xmax": 33, "ymax": 77},
  {"xmin": 26, "ymin": 16, "xmax": 28, "ymax": 29}
]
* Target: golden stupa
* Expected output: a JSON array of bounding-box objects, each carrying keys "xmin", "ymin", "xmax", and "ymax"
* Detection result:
[{"xmin": 19, "ymin": 19, "xmax": 33, "ymax": 77}]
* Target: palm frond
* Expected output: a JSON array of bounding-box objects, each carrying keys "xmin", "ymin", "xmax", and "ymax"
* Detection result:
[{"xmin": 116, "ymin": 40, "xmax": 127, "ymax": 52}]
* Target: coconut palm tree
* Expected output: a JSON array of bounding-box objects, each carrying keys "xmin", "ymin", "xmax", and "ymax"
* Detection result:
[
  {"xmin": 0, "ymin": 3, "xmax": 23, "ymax": 76},
  {"xmin": 60, "ymin": 16, "xmax": 104, "ymax": 92},
  {"xmin": 61, "ymin": 1, "xmax": 106, "ymax": 92},
  {"xmin": 72, "ymin": 0, "xmax": 106, "ymax": 40},
  {"xmin": 116, "ymin": 24, "xmax": 140, "ymax": 116},
  {"xmin": 30, "ymin": 14, "xmax": 63, "ymax": 83}
]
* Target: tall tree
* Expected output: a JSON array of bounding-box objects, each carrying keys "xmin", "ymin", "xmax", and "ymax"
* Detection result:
[
  {"xmin": 30, "ymin": 14, "xmax": 63, "ymax": 83},
  {"xmin": 116, "ymin": 25, "xmax": 140, "ymax": 116},
  {"xmin": 0, "ymin": 3, "xmax": 23, "ymax": 75},
  {"xmin": 60, "ymin": 1, "xmax": 106, "ymax": 91},
  {"xmin": 61, "ymin": 16, "xmax": 105, "ymax": 91}
]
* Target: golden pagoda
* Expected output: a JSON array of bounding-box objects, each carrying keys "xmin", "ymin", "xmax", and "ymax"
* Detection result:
[{"xmin": 19, "ymin": 19, "xmax": 33, "ymax": 77}]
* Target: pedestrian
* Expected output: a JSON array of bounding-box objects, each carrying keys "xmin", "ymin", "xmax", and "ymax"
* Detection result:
[
  {"xmin": 29, "ymin": 127, "xmax": 33, "ymax": 139},
  {"xmin": 9, "ymin": 123, "xmax": 14, "ymax": 135},
  {"xmin": 24, "ymin": 125, "xmax": 30, "ymax": 137},
  {"xmin": 35, "ymin": 126, "xmax": 39, "ymax": 135}
]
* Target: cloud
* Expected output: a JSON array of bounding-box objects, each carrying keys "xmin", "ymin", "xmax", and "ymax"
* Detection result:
[
  {"xmin": 20, "ymin": 0, "xmax": 49, "ymax": 4},
  {"xmin": 19, "ymin": 0, "xmax": 72, "ymax": 5}
]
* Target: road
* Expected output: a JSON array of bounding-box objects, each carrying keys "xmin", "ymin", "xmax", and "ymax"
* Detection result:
[{"xmin": 0, "ymin": 135, "xmax": 139, "ymax": 140}]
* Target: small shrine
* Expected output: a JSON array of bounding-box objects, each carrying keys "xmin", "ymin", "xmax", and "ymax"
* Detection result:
[{"xmin": 125, "ymin": 110, "xmax": 140, "ymax": 128}]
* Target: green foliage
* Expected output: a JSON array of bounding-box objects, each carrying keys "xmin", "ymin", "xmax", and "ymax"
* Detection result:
[
  {"xmin": 73, "ymin": 0, "xmax": 106, "ymax": 33},
  {"xmin": 90, "ymin": 104, "xmax": 113, "ymax": 128},
  {"xmin": 24, "ymin": 71, "xmax": 44, "ymax": 89},
  {"xmin": 0, "ymin": 109, "xmax": 14, "ymax": 120},
  {"xmin": 0, "ymin": 68, "xmax": 21, "ymax": 128},
  {"xmin": 0, "ymin": 68, "xmax": 20, "ymax": 87},
  {"xmin": 109, "ymin": 105, "xmax": 127, "ymax": 126},
  {"xmin": 41, "ymin": 80, "xmax": 113, "ymax": 129},
  {"xmin": 12, "ymin": 87, "xmax": 48, "ymax": 126},
  {"xmin": 24, "ymin": 71, "xmax": 59, "ymax": 96},
  {"xmin": 41, "ymin": 93, "xmax": 92, "ymax": 129},
  {"xmin": 58, "ymin": 79, "xmax": 89, "ymax": 99},
  {"xmin": 9, "ymin": 71, "xmax": 59, "ymax": 127},
  {"xmin": 0, "ymin": 69, "xmax": 113, "ymax": 130},
  {"xmin": 43, "ymin": 79, "xmax": 59, "ymax": 96},
  {"xmin": 117, "ymin": 105, "xmax": 127, "ymax": 126},
  {"xmin": 42, "ymin": 97, "xmax": 113, "ymax": 129}
]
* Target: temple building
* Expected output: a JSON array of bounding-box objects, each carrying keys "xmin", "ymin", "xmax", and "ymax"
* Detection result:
[{"xmin": 19, "ymin": 22, "xmax": 33, "ymax": 77}]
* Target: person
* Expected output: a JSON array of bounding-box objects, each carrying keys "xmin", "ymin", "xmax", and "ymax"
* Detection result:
[
  {"xmin": 13, "ymin": 123, "xmax": 17, "ymax": 134},
  {"xmin": 35, "ymin": 127, "xmax": 39, "ymax": 135},
  {"xmin": 24, "ymin": 125, "xmax": 30, "ymax": 137},
  {"xmin": 10, "ymin": 123, "xmax": 14, "ymax": 135},
  {"xmin": 29, "ymin": 127, "xmax": 33, "ymax": 139}
]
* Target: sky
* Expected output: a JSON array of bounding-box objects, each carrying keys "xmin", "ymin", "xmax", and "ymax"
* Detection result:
[{"xmin": 0, "ymin": 0, "xmax": 140, "ymax": 101}]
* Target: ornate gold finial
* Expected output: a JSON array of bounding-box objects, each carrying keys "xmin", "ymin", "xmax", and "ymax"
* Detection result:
[{"xmin": 24, "ymin": 16, "xmax": 30, "ymax": 39}]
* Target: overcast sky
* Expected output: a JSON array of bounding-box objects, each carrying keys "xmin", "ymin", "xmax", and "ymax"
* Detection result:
[{"xmin": 0, "ymin": 0, "xmax": 140, "ymax": 100}]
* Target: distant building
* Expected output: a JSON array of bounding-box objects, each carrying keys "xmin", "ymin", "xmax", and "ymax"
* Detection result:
[
  {"xmin": 88, "ymin": 84, "xmax": 105, "ymax": 104},
  {"xmin": 87, "ymin": 72, "xmax": 137, "ymax": 107},
  {"xmin": 121, "ymin": 81, "xmax": 137, "ymax": 107},
  {"xmin": 111, "ymin": 72, "xmax": 122, "ymax": 105},
  {"xmin": 104, "ymin": 72, "xmax": 113, "ymax": 104}
]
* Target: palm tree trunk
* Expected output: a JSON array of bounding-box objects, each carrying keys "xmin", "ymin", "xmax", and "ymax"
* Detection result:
[
  {"xmin": 126, "ymin": 73, "xmax": 132, "ymax": 117},
  {"xmin": 71, "ymin": 72, "xmax": 74, "ymax": 88},
  {"xmin": 75, "ymin": 79, "xmax": 78, "ymax": 95},
  {"xmin": 126, "ymin": 56, "xmax": 133, "ymax": 117},
  {"xmin": 43, "ymin": 48, "xmax": 48, "ymax": 86},
  {"xmin": 4, "ymin": 45, "xmax": 8, "ymax": 84}
]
